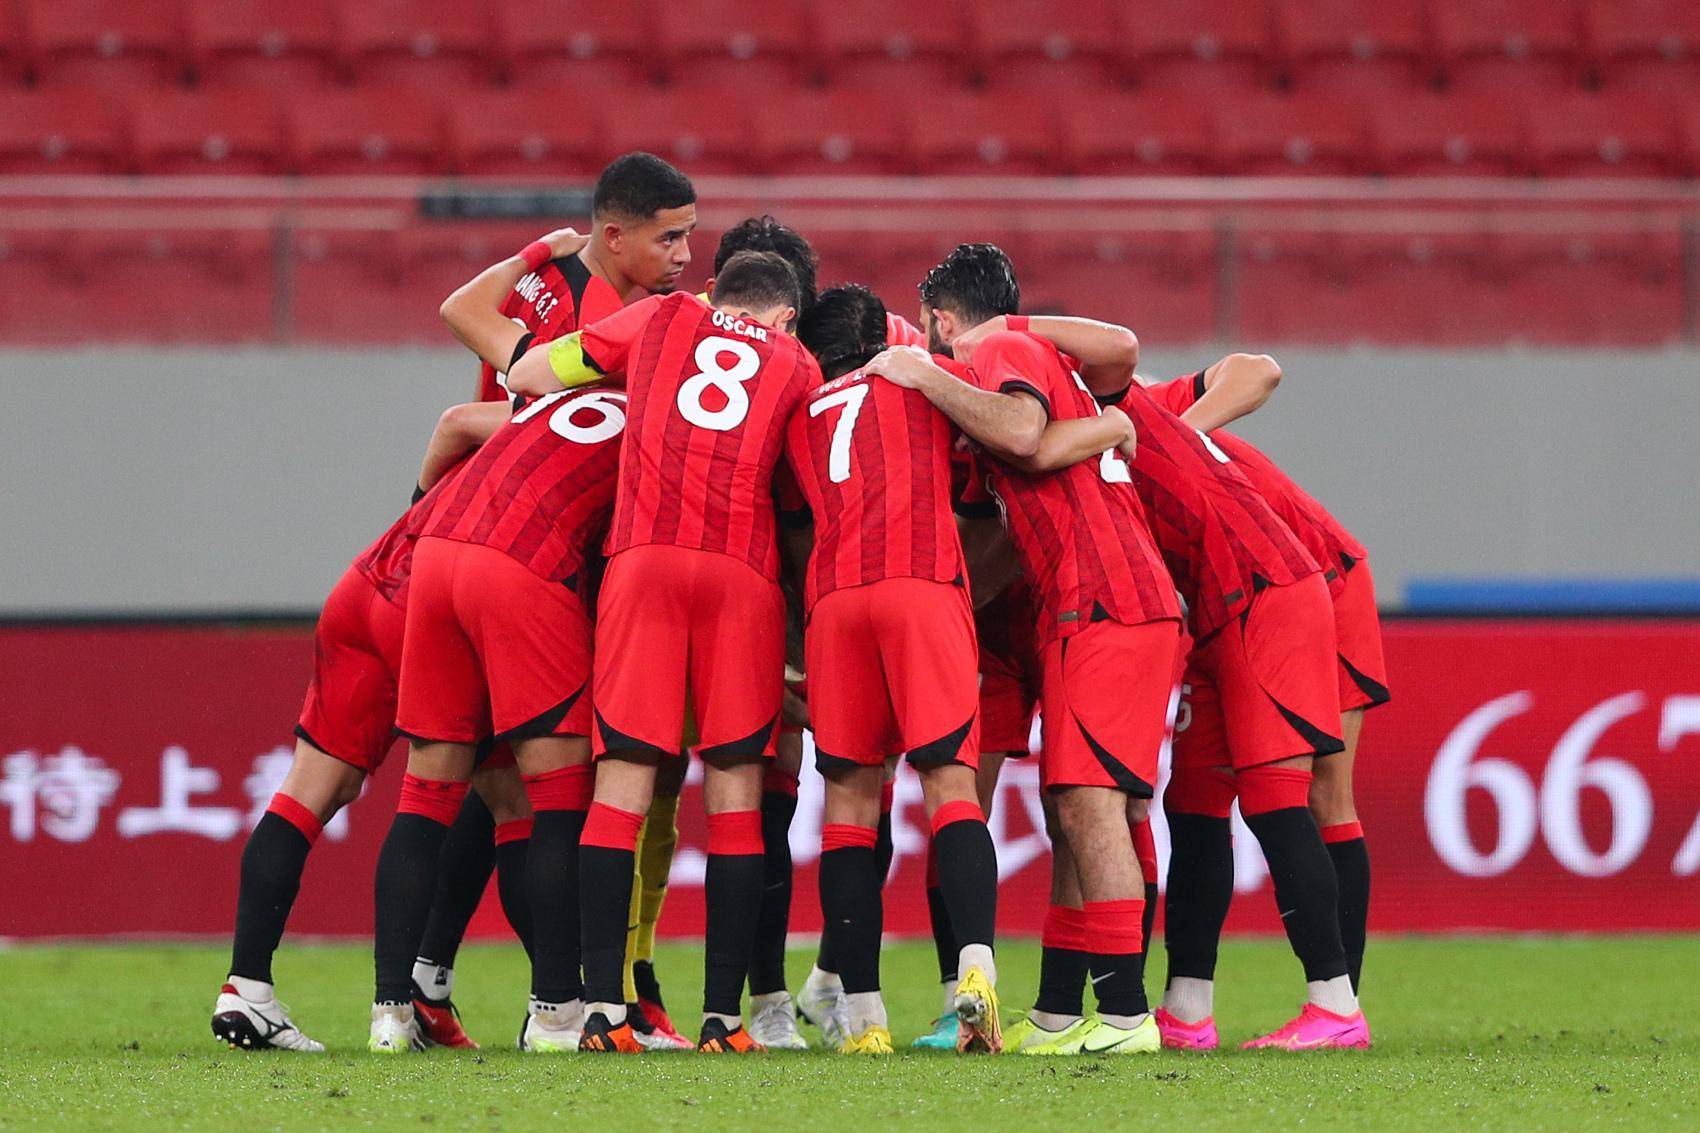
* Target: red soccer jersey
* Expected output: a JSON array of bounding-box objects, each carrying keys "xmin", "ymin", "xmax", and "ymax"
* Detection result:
[
  {"xmin": 886, "ymin": 311, "xmax": 928, "ymax": 349},
  {"xmin": 781, "ymin": 366, "xmax": 966, "ymax": 611},
  {"xmin": 1114, "ymin": 383, "xmax": 1320, "ymax": 636},
  {"xmin": 1145, "ymin": 374, "xmax": 1368, "ymax": 586},
  {"xmin": 477, "ymin": 256, "xmax": 625, "ymax": 403},
  {"xmin": 967, "ymin": 330, "xmax": 1179, "ymax": 645},
  {"xmin": 413, "ymin": 387, "xmax": 625, "ymax": 585},
  {"xmin": 580, "ymin": 292, "xmax": 822, "ymax": 581},
  {"xmin": 351, "ymin": 509, "xmax": 417, "ymax": 605}
]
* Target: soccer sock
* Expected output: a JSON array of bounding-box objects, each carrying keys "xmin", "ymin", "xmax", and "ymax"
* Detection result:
[
  {"xmin": 931, "ymin": 801, "xmax": 997, "ymax": 983},
  {"xmin": 818, "ymin": 823, "xmax": 882, "ymax": 999},
  {"xmin": 622, "ymin": 823, "xmax": 646, "ymax": 1005},
  {"xmin": 1162, "ymin": 767, "xmax": 1239, "ymax": 989},
  {"xmin": 748, "ymin": 780, "xmax": 798, "ymax": 997},
  {"xmin": 635, "ymin": 792, "xmax": 679, "ymax": 968},
  {"xmin": 1132, "ymin": 816, "xmax": 1160, "ymax": 955},
  {"xmin": 414, "ymin": 790, "xmax": 497, "ymax": 977},
  {"xmin": 1323, "ymin": 822, "xmax": 1371, "ymax": 992},
  {"xmin": 579, "ymin": 801, "xmax": 643, "ymax": 1019},
  {"xmin": 526, "ymin": 765, "xmax": 594, "ymax": 1005},
  {"xmin": 1238, "ymin": 766, "xmax": 1352, "ymax": 992},
  {"xmin": 374, "ymin": 776, "xmax": 468, "ymax": 1003},
  {"xmin": 845, "ymin": 990, "xmax": 888, "ymax": 1034},
  {"xmin": 703, "ymin": 809, "xmax": 765, "ymax": 1018},
  {"xmin": 924, "ymin": 838, "xmax": 958, "ymax": 988},
  {"xmin": 1084, "ymin": 897, "xmax": 1149, "ymax": 1020},
  {"xmin": 494, "ymin": 818, "xmax": 535, "ymax": 959},
  {"xmin": 1034, "ymin": 904, "xmax": 1089, "ymax": 1020},
  {"xmin": 229, "ymin": 795, "xmax": 322, "ymax": 984},
  {"xmin": 875, "ymin": 780, "xmax": 895, "ymax": 880}
]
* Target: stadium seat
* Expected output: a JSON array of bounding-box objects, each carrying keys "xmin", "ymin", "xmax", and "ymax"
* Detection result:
[
  {"xmin": 757, "ymin": 88, "xmax": 913, "ymax": 175},
  {"xmin": 0, "ymin": 89, "xmax": 123, "ymax": 173},
  {"xmin": 289, "ymin": 229, "xmax": 399, "ymax": 343},
  {"xmin": 1056, "ymin": 89, "xmax": 1218, "ymax": 175},
  {"xmin": 595, "ymin": 88, "xmax": 762, "ymax": 175},
  {"xmin": 1214, "ymin": 94, "xmax": 1368, "ymax": 175},
  {"xmin": 1430, "ymin": 0, "xmax": 1585, "ymax": 95},
  {"xmin": 444, "ymin": 88, "xmax": 601, "ymax": 177},
  {"xmin": 21, "ymin": 0, "xmax": 185, "ymax": 90},
  {"xmin": 92, "ymin": 228, "xmax": 277, "ymax": 344},
  {"xmin": 1523, "ymin": 93, "xmax": 1675, "ymax": 176},
  {"xmin": 968, "ymin": 0, "xmax": 1129, "ymax": 92},
  {"xmin": 1, "ymin": 0, "xmax": 26, "ymax": 85},
  {"xmin": 1021, "ymin": 228, "xmax": 1219, "ymax": 342},
  {"xmin": 498, "ymin": 0, "xmax": 661, "ymax": 91},
  {"xmin": 1495, "ymin": 229, "xmax": 1684, "ymax": 345},
  {"xmin": 1585, "ymin": 0, "xmax": 1700, "ymax": 96},
  {"xmin": 908, "ymin": 91, "xmax": 1061, "ymax": 176},
  {"xmin": 1677, "ymin": 98, "xmax": 1700, "ymax": 176},
  {"xmin": 1366, "ymin": 92, "xmax": 1526, "ymax": 175},
  {"xmin": 337, "ymin": 0, "xmax": 496, "ymax": 89},
  {"xmin": 184, "ymin": 0, "xmax": 341, "ymax": 89},
  {"xmin": 659, "ymin": 0, "xmax": 809, "ymax": 89},
  {"xmin": 0, "ymin": 228, "xmax": 85, "ymax": 342},
  {"xmin": 1123, "ymin": 0, "xmax": 1277, "ymax": 92},
  {"xmin": 287, "ymin": 87, "xmax": 447, "ymax": 175},
  {"xmin": 131, "ymin": 87, "xmax": 288, "ymax": 175},
  {"xmin": 1275, "ymin": 0, "xmax": 1430, "ymax": 95},
  {"xmin": 811, "ymin": 0, "xmax": 969, "ymax": 92}
]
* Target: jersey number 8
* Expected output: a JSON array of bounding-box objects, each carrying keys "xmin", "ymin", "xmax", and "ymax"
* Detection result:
[{"xmin": 678, "ymin": 336, "xmax": 761, "ymax": 431}]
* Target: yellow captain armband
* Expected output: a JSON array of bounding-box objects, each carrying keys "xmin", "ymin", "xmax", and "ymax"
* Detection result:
[{"xmin": 546, "ymin": 332, "xmax": 602, "ymax": 390}]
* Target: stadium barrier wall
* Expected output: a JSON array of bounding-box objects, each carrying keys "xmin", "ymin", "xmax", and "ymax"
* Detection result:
[{"xmin": 3, "ymin": 617, "xmax": 1696, "ymax": 940}]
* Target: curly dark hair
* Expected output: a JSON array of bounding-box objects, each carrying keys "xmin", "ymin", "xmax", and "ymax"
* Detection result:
[
  {"xmin": 797, "ymin": 284, "xmax": 888, "ymax": 379},
  {"xmin": 918, "ymin": 242, "xmax": 1020, "ymax": 326},
  {"xmin": 714, "ymin": 216, "xmax": 819, "ymax": 313}
]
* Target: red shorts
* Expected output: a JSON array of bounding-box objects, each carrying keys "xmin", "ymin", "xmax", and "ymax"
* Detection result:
[
  {"xmin": 1333, "ymin": 557, "xmax": 1391, "ymax": 712},
  {"xmin": 295, "ymin": 565, "xmax": 406, "ymax": 772},
  {"xmin": 1038, "ymin": 617, "xmax": 1182, "ymax": 796},
  {"xmin": 594, "ymin": 544, "xmax": 785, "ymax": 759},
  {"xmin": 806, "ymin": 577, "xmax": 980, "ymax": 770},
  {"xmin": 396, "ymin": 537, "xmax": 593, "ymax": 745},
  {"xmin": 1174, "ymin": 573, "xmax": 1345, "ymax": 774},
  {"xmin": 977, "ymin": 584, "xmax": 1040, "ymax": 755}
]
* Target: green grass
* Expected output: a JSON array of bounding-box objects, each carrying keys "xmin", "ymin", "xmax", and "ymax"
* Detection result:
[{"xmin": 1, "ymin": 937, "xmax": 1696, "ymax": 1132}]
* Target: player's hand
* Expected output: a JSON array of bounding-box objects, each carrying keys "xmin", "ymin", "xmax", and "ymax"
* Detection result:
[
  {"xmin": 865, "ymin": 345, "xmax": 936, "ymax": 390},
  {"xmin": 541, "ymin": 227, "xmax": 589, "ymax": 259},
  {"xmin": 949, "ymin": 316, "xmax": 1007, "ymax": 366},
  {"xmin": 1102, "ymin": 405, "xmax": 1137, "ymax": 461}
]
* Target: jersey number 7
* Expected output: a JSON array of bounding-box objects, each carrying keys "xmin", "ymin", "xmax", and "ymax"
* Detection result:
[{"xmin": 807, "ymin": 383, "xmax": 871, "ymax": 483}]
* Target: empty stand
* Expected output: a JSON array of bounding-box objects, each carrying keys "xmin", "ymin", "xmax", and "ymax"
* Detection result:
[
  {"xmin": 184, "ymin": 0, "xmax": 340, "ymax": 89},
  {"xmin": 1524, "ymin": 93, "xmax": 1675, "ymax": 176},
  {"xmin": 444, "ymin": 88, "xmax": 602, "ymax": 177},
  {"xmin": 286, "ymin": 87, "xmax": 446, "ymax": 175},
  {"xmin": 131, "ymin": 87, "xmax": 287, "ymax": 175},
  {"xmin": 1366, "ymin": 92, "xmax": 1525, "ymax": 175},
  {"xmin": 337, "ymin": 0, "xmax": 495, "ymax": 89},
  {"xmin": 969, "ymin": 0, "xmax": 1128, "ymax": 92},
  {"xmin": 1431, "ymin": 0, "xmax": 1584, "ymax": 95},
  {"xmin": 1021, "ymin": 229, "xmax": 1220, "ymax": 342},
  {"xmin": 757, "ymin": 88, "xmax": 913, "ymax": 175},
  {"xmin": 1585, "ymin": 0, "xmax": 1700, "ymax": 96},
  {"xmin": 660, "ymin": 0, "xmax": 809, "ymax": 89},
  {"xmin": 1056, "ymin": 89, "xmax": 1218, "ymax": 175},
  {"xmin": 22, "ymin": 0, "xmax": 184, "ymax": 89},
  {"xmin": 92, "ymin": 228, "xmax": 276, "ymax": 343},
  {"xmin": 1276, "ymin": 0, "xmax": 1429, "ymax": 95},
  {"xmin": 595, "ymin": 88, "xmax": 761, "ymax": 175},
  {"xmin": 0, "ymin": 88, "xmax": 122, "ymax": 173},
  {"xmin": 1124, "ymin": 0, "xmax": 1276, "ymax": 91},
  {"xmin": 498, "ymin": 0, "xmax": 661, "ymax": 90},
  {"xmin": 811, "ymin": 0, "xmax": 968, "ymax": 91},
  {"xmin": 1215, "ymin": 94, "xmax": 1367, "ymax": 175},
  {"xmin": 908, "ymin": 91, "xmax": 1061, "ymax": 176}
]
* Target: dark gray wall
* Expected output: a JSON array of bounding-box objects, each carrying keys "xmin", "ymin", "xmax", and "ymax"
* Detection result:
[{"xmin": 2, "ymin": 348, "xmax": 1695, "ymax": 613}]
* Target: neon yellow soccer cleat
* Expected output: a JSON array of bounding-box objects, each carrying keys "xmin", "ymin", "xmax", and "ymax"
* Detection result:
[{"xmin": 839, "ymin": 1025, "xmax": 895, "ymax": 1054}]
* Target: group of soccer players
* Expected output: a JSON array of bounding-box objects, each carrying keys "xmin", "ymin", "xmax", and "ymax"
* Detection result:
[{"xmin": 212, "ymin": 148, "xmax": 1388, "ymax": 1057}]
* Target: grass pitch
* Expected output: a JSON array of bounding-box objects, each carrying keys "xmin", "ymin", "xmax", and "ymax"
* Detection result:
[{"xmin": 1, "ymin": 936, "xmax": 1695, "ymax": 1132}]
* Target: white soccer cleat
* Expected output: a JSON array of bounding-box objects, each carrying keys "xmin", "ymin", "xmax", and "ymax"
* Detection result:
[
  {"xmin": 518, "ymin": 999, "xmax": 583, "ymax": 1053},
  {"xmin": 748, "ymin": 995, "xmax": 810, "ymax": 1051},
  {"xmin": 368, "ymin": 1002, "xmax": 426, "ymax": 1053},
  {"xmin": 796, "ymin": 976, "xmax": 851, "ymax": 1048},
  {"xmin": 211, "ymin": 984, "xmax": 325, "ymax": 1053}
]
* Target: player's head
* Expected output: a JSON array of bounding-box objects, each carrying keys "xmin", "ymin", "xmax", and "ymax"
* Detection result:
[
  {"xmin": 590, "ymin": 152, "xmax": 698, "ymax": 294},
  {"xmin": 710, "ymin": 216, "xmax": 819, "ymax": 313},
  {"xmin": 918, "ymin": 242, "xmax": 1020, "ymax": 355},
  {"xmin": 711, "ymin": 250, "xmax": 800, "ymax": 332},
  {"xmin": 797, "ymin": 284, "xmax": 888, "ymax": 381}
]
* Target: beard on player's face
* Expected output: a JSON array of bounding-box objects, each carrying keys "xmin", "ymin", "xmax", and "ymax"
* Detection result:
[{"xmin": 923, "ymin": 306, "xmax": 951, "ymax": 357}]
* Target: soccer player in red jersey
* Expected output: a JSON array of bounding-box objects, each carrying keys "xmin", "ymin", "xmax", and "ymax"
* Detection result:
[
  {"xmin": 509, "ymin": 251, "xmax": 819, "ymax": 1054},
  {"xmin": 865, "ymin": 244, "xmax": 1183, "ymax": 1056},
  {"xmin": 782, "ymin": 285, "xmax": 1002, "ymax": 1054},
  {"xmin": 368, "ymin": 381, "xmax": 628, "ymax": 1054}
]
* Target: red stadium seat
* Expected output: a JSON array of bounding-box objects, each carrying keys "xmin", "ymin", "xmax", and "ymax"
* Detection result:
[
  {"xmin": 287, "ymin": 87, "xmax": 446, "ymax": 175},
  {"xmin": 1275, "ymin": 0, "xmax": 1429, "ymax": 95},
  {"xmin": 0, "ymin": 89, "xmax": 123, "ymax": 173},
  {"xmin": 1021, "ymin": 229, "xmax": 1218, "ymax": 343},
  {"xmin": 1214, "ymin": 94, "xmax": 1367, "ymax": 175},
  {"xmin": 1678, "ymin": 98, "xmax": 1700, "ymax": 176},
  {"xmin": 1, "ymin": 0, "xmax": 26, "ymax": 85},
  {"xmin": 1523, "ymin": 93, "xmax": 1675, "ymax": 176},
  {"xmin": 1124, "ymin": 0, "xmax": 1277, "ymax": 92},
  {"xmin": 757, "ymin": 88, "xmax": 913, "ymax": 175},
  {"xmin": 0, "ymin": 229, "xmax": 87, "ymax": 342},
  {"xmin": 444, "ymin": 88, "xmax": 601, "ymax": 177},
  {"xmin": 91, "ymin": 228, "xmax": 277, "ymax": 344},
  {"xmin": 1492, "ymin": 229, "xmax": 1683, "ymax": 345},
  {"xmin": 908, "ymin": 91, "xmax": 1062, "ymax": 176},
  {"xmin": 1056, "ymin": 89, "xmax": 1218, "ymax": 175},
  {"xmin": 131, "ymin": 87, "xmax": 287, "ymax": 175},
  {"xmin": 289, "ymin": 229, "xmax": 399, "ymax": 343},
  {"xmin": 595, "ymin": 88, "xmax": 761, "ymax": 175},
  {"xmin": 811, "ymin": 0, "xmax": 969, "ymax": 92},
  {"xmin": 968, "ymin": 0, "xmax": 1129, "ymax": 92},
  {"xmin": 1366, "ymin": 92, "xmax": 1526, "ymax": 175},
  {"xmin": 660, "ymin": 0, "xmax": 809, "ymax": 89},
  {"xmin": 1430, "ymin": 0, "xmax": 1584, "ymax": 95},
  {"xmin": 21, "ymin": 0, "xmax": 185, "ymax": 89},
  {"xmin": 1585, "ymin": 0, "xmax": 1700, "ymax": 96},
  {"xmin": 185, "ymin": 0, "xmax": 340, "ymax": 89},
  {"xmin": 337, "ymin": 0, "xmax": 496, "ymax": 89},
  {"xmin": 498, "ymin": 0, "xmax": 661, "ymax": 91}
]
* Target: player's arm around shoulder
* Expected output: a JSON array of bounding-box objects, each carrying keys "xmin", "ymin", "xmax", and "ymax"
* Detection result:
[
  {"xmin": 439, "ymin": 227, "xmax": 588, "ymax": 371},
  {"xmin": 866, "ymin": 343, "xmax": 1047, "ymax": 461},
  {"xmin": 1180, "ymin": 352, "xmax": 1282, "ymax": 432},
  {"xmin": 1012, "ymin": 405, "xmax": 1137, "ymax": 475},
  {"xmin": 418, "ymin": 400, "xmax": 513, "ymax": 492}
]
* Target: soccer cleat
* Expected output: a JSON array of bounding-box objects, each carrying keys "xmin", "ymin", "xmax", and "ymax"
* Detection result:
[
  {"xmin": 518, "ymin": 1000, "xmax": 582, "ymax": 1053},
  {"xmin": 410, "ymin": 984, "xmax": 478, "ymax": 1049},
  {"xmin": 367, "ymin": 1002, "xmax": 426, "ymax": 1054},
  {"xmin": 953, "ymin": 966, "xmax": 1002, "ymax": 1054},
  {"xmin": 211, "ymin": 984, "xmax": 325, "ymax": 1053},
  {"xmin": 910, "ymin": 1012, "xmax": 959, "ymax": 1050},
  {"xmin": 628, "ymin": 1001, "xmax": 693, "ymax": 1051},
  {"xmin": 1025, "ymin": 1014, "xmax": 1159, "ymax": 1056},
  {"xmin": 1241, "ymin": 1003, "xmax": 1371, "ymax": 1051},
  {"xmin": 638, "ymin": 997, "xmax": 692, "ymax": 1050},
  {"xmin": 1154, "ymin": 1007, "xmax": 1219, "ymax": 1051},
  {"xmin": 1005, "ymin": 1013, "xmax": 1089, "ymax": 1054},
  {"xmin": 839, "ymin": 1025, "xmax": 895, "ymax": 1054},
  {"xmin": 748, "ymin": 995, "xmax": 810, "ymax": 1050},
  {"xmin": 697, "ymin": 1018, "xmax": 764, "ymax": 1053},
  {"xmin": 577, "ymin": 1011, "xmax": 643, "ymax": 1053},
  {"xmin": 796, "ymin": 977, "xmax": 851, "ymax": 1048}
]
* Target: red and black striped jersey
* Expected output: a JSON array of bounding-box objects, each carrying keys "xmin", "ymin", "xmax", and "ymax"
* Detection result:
[
  {"xmin": 351, "ymin": 508, "xmax": 417, "ymax": 605},
  {"xmin": 780, "ymin": 366, "xmax": 966, "ymax": 612},
  {"xmin": 1145, "ymin": 373, "xmax": 1368, "ymax": 592},
  {"xmin": 580, "ymin": 292, "xmax": 822, "ymax": 581},
  {"xmin": 968, "ymin": 330, "xmax": 1180, "ymax": 646},
  {"xmin": 1114, "ymin": 383, "xmax": 1320, "ymax": 636},
  {"xmin": 477, "ymin": 255, "xmax": 625, "ymax": 403},
  {"xmin": 413, "ymin": 387, "xmax": 625, "ymax": 586}
]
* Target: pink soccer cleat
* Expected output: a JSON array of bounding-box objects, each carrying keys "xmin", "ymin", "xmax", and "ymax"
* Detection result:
[
  {"xmin": 1241, "ymin": 1003, "xmax": 1371, "ymax": 1051},
  {"xmin": 1154, "ymin": 1007, "xmax": 1219, "ymax": 1051}
]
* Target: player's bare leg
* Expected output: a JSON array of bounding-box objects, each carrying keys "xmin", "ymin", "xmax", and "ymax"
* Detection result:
[
  {"xmin": 695, "ymin": 753, "xmax": 769, "ymax": 1052},
  {"xmin": 915, "ymin": 762, "xmax": 1001, "ymax": 1053},
  {"xmin": 818, "ymin": 762, "xmax": 890, "ymax": 1052},
  {"xmin": 511, "ymin": 735, "xmax": 593, "ymax": 1053},
  {"xmin": 748, "ymin": 731, "xmax": 808, "ymax": 1049},
  {"xmin": 1311, "ymin": 708, "xmax": 1369, "ymax": 992},
  {"xmin": 576, "ymin": 751, "xmax": 659, "ymax": 1052}
]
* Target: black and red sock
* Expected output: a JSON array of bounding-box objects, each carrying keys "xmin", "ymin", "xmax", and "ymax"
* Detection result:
[
  {"xmin": 374, "ymin": 775, "xmax": 468, "ymax": 1003},
  {"xmin": 924, "ymin": 839, "xmax": 957, "ymax": 984},
  {"xmin": 1083, "ymin": 898, "xmax": 1148, "ymax": 1017},
  {"xmin": 1034, "ymin": 904, "xmax": 1088, "ymax": 1017},
  {"xmin": 1161, "ymin": 769, "xmax": 1237, "ymax": 983},
  {"xmin": 525, "ymin": 765, "xmax": 593, "ymax": 1001},
  {"xmin": 414, "ymin": 789, "xmax": 497, "ymax": 976},
  {"xmin": 1322, "ymin": 820, "xmax": 1370, "ymax": 991},
  {"xmin": 1239, "ymin": 765, "xmax": 1348, "ymax": 984},
  {"xmin": 492, "ymin": 818, "xmax": 534, "ymax": 958},
  {"xmin": 749, "ymin": 773, "xmax": 798, "ymax": 997},
  {"xmin": 578, "ymin": 799, "xmax": 644, "ymax": 1006},
  {"xmin": 1132, "ymin": 816, "xmax": 1159, "ymax": 956},
  {"xmin": 229, "ymin": 793, "xmax": 324, "ymax": 983},
  {"xmin": 931, "ymin": 800, "xmax": 996, "ymax": 958},
  {"xmin": 703, "ymin": 809, "xmax": 765, "ymax": 1017},
  {"xmin": 818, "ymin": 823, "xmax": 882, "ymax": 996}
]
